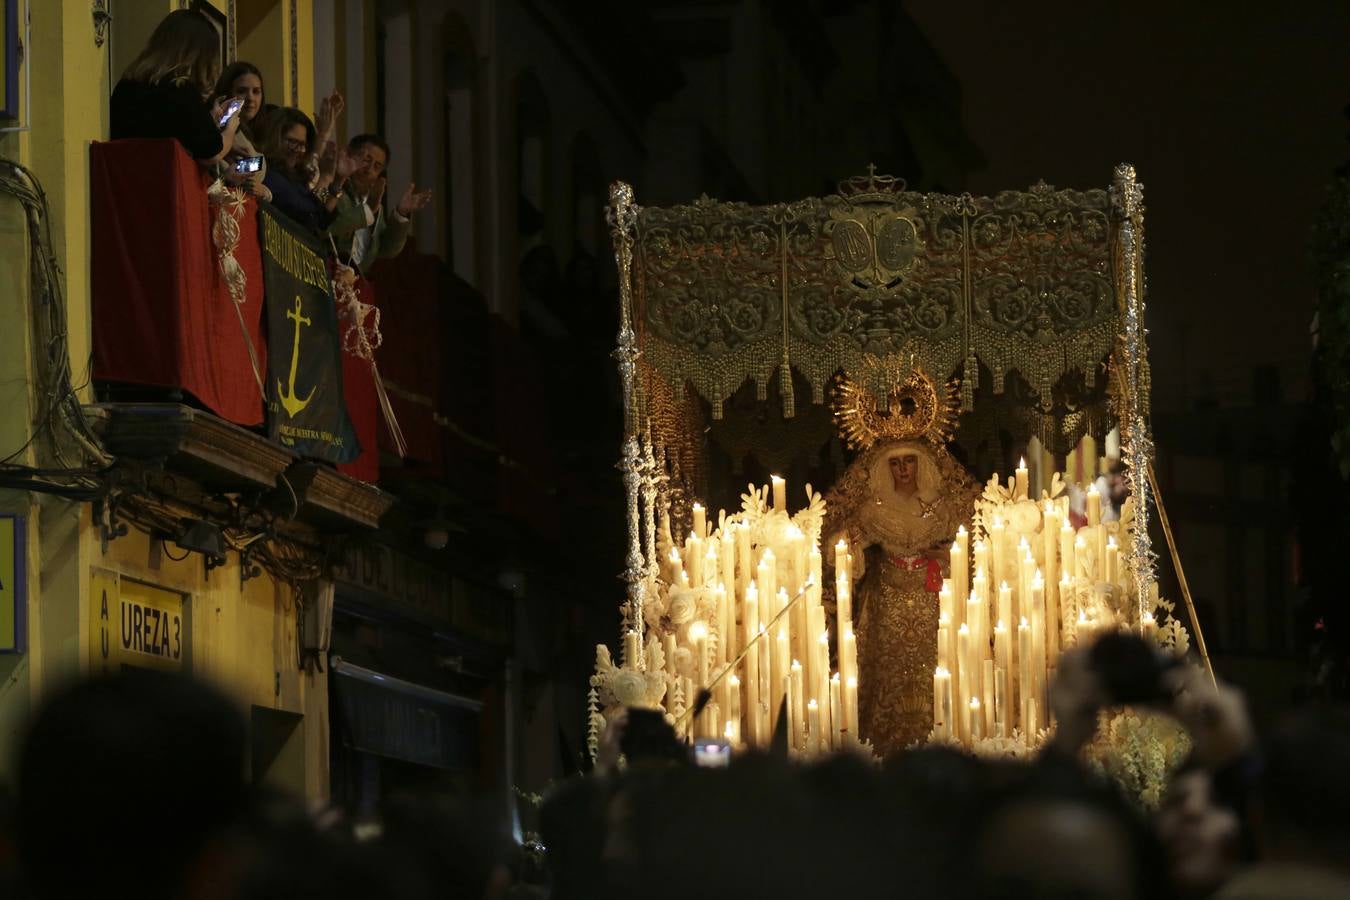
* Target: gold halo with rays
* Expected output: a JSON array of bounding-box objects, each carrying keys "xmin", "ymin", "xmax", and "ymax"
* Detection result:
[{"xmin": 832, "ymin": 359, "xmax": 960, "ymax": 450}]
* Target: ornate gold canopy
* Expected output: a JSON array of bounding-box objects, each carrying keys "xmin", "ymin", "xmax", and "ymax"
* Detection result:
[{"xmin": 628, "ymin": 167, "xmax": 1120, "ymax": 439}]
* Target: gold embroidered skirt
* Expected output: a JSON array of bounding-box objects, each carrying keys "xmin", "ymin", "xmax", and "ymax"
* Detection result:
[{"xmin": 855, "ymin": 556, "xmax": 939, "ymax": 756}]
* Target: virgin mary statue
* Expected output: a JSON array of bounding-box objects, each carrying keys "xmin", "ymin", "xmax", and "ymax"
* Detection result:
[{"xmin": 824, "ymin": 370, "xmax": 978, "ymax": 755}]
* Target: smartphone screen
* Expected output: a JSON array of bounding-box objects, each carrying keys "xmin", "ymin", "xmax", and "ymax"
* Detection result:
[
  {"xmin": 218, "ymin": 97, "xmax": 244, "ymax": 128},
  {"xmin": 692, "ymin": 739, "xmax": 731, "ymax": 769},
  {"xmin": 233, "ymin": 155, "xmax": 263, "ymax": 174}
]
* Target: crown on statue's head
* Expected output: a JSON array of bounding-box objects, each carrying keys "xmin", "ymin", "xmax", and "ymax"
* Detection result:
[
  {"xmin": 833, "ymin": 356, "xmax": 960, "ymax": 450},
  {"xmin": 836, "ymin": 164, "xmax": 909, "ymax": 203}
]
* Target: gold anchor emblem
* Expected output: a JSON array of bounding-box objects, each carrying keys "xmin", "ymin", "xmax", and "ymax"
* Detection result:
[{"xmin": 277, "ymin": 295, "xmax": 315, "ymax": 417}]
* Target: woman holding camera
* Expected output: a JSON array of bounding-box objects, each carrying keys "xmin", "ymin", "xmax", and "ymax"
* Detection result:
[
  {"xmin": 111, "ymin": 10, "xmax": 238, "ymax": 165},
  {"xmin": 212, "ymin": 61, "xmax": 271, "ymax": 199}
]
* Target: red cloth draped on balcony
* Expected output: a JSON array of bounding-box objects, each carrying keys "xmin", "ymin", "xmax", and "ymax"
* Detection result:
[
  {"xmin": 91, "ymin": 140, "xmax": 267, "ymax": 426},
  {"xmin": 365, "ymin": 250, "xmax": 448, "ymax": 478}
]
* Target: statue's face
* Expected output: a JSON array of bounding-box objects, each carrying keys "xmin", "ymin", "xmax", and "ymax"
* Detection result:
[{"xmin": 889, "ymin": 454, "xmax": 918, "ymax": 491}]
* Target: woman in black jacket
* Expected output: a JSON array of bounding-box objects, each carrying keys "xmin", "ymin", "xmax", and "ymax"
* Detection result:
[{"xmin": 111, "ymin": 10, "xmax": 238, "ymax": 165}]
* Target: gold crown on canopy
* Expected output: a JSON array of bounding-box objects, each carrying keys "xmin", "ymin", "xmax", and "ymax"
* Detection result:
[{"xmin": 833, "ymin": 357, "xmax": 960, "ymax": 450}]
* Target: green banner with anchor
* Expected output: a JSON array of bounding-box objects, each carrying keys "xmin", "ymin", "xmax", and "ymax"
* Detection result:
[{"xmin": 258, "ymin": 204, "xmax": 360, "ymax": 463}]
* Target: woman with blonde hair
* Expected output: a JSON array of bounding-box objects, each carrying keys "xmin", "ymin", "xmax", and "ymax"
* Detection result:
[{"xmin": 111, "ymin": 10, "xmax": 238, "ymax": 165}]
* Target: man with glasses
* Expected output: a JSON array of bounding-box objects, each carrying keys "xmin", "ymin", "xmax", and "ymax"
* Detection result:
[{"xmin": 327, "ymin": 133, "xmax": 432, "ymax": 269}]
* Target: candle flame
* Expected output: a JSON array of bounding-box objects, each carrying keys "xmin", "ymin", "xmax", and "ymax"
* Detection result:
[
  {"xmin": 1000, "ymin": 580, "xmax": 1010, "ymax": 591},
  {"xmin": 729, "ymin": 674, "xmax": 740, "ymax": 686},
  {"xmin": 831, "ymin": 672, "xmax": 840, "ymax": 683},
  {"xmin": 760, "ymin": 548, "xmax": 776, "ymax": 562},
  {"xmin": 993, "ymin": 516, "xmax": 1004, "ymax": 528},
  {"xmin": 1087, "ymin": 484, "xmax": 1100, "ymax": 495},
  {"xmin": 1033, "ymin": 569, "xmax": 1044, "ymax": 587},
  {"xmin": 819, "ymin": 631, "xmax": 829, "ymax": 644},
  {"xmin": 1078, "ymin": 609, "xmax": 1089, "ymax": 623},
  {"xmin": 770, "ymin": 474, "xmax": 785, "ymax": 485},
  {"xmin": 1142, "ymin": 612, "xmax": 1156, "ymax": 624},
  {"xmin": 995, "ymin": 620, "xmax": 1006, "ymax": 631},
  {"xmin": 689, "ymin": 622, "xmax": 708, "ymax": 641},
  {"xmin": 970, "ymin": 697, "xmax": 981, "ymax": 709},
  {"xmin": 807, "ymin": 699, "xmax": 818, "ymax": 710},
  {"xmin": 843, "ymin": 627, "xmax": 854, "ymax": 642},
  {"xmin": 1075, "ymin": 535, "xmax": 1087, "ymax": 547},
  {"xmin": 1107, "ymin": 535, "xmax": 1117, "ymax": 549},
  {"xmin": 1020, "ymin": 616, "xmax": 1029, "ymax": 627},
  {"xmin": 725, "ymin": 722, "xmax": 736, "ymax": 739},
  {"xmin": 692, "ymin": 502, "xmax": 703, "ymax": 511},
  {"xmin": 785, "ymin": 524, "xmax": 804, "ymax": 540},
  {"xmin": 958, "ymin": 623, "xmax": 970, "ymax": 634},
  {"xmin": 957, "ymin": 524, "xmax": 967, "ymax": 536},
  {"xmin": 791, "ymin": 659, "xmax": 802, "ymax": 671},
  {"xmin": 847, "ymin": 676, "xmax": 858, "ymax": 688}
]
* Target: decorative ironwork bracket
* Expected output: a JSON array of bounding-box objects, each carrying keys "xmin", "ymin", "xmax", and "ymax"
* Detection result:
[{"xmin": 92, "ymin": 1, "xmax": 112, "ymax": 48}]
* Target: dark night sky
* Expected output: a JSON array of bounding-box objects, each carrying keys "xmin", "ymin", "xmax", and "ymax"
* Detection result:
[{"xmin": 906, "ymin": 1, "xmax": 1350, "ymax": 413}]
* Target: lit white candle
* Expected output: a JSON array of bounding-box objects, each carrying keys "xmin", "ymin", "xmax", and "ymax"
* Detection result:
[
  {"xmin": 939, "ymin": 579, "xmax": 955, "ymax": 628},
  {"xmin": 807, "ymin": 699, "xmax": 822, "ymax": 755},
  {"xmin": 1024, "ymin": 697, "xmax": 1039, "ymax": 747},
  {"xmin": 846, "ymin": 675, "xmax": 860, "ymax": 746},
  {"xmin": 1060, "ymin": 570, "xmax": 1074, "ymax": 642},
  {"xmin": 994, "ymin": 666, "xmax": 1008, "ymax": 737},
  {"xmin": 957, "ymin": 624, "xmax": 973, "ymax": 744},
  {"xmin": 743, "ymin": 584, "xmax": 761, "ymax": 744},
  {"xmin": 982, "ymin": 658, "xmax": 995, "ymax": 735},
  {"xmin": 790, "ymin": 660, "xmax": 806, "ymax": 751},
  {"xmin": 973, "ymin": 539, "xmax": 991, "ymax": 586},
  {"xmin": 969, "ymin": 697, "xmax": 983, "ymax": 742},
  {"xmin": 1018, "ymin": 616, "xmax": 1032, "ymax": 736},
  {"xmin": 688, "ymin": 532, "xmax": 704, "ymax": 587},
  {"xmin": 1142, "ymin": 611, "xmax": 1158, "ymax": 643},
  {"xmin": 994, "ymin": 619, "xmax": 1011, "ymax": 676},
  {"xmin": 771, "ymin": 475, "xmax": 787, "ymax": 512},
  {"xmin": 839, "ymin": 626, "xmax": 857, "ymax": 735},
  {"xmin": 728, "ymin": 672, "xmax": 742, "ymax": 739},
  {"xmin": 1060, "ymin": 520, "xmax": 1076, "ymax": 586},
  {"xmin": 624, "ymin": 629, "xmax": 640, "ymax": 669},
  {"xmin": 950, "ymin": 540, "xmax": 968, "ymax": 629},
  {"xmin": 1086, "ymin": 484, "xmax": 1102, "ymax": 527},
  {"xmin": 830, "ymin": 672, "xmax": 843, "ymax": 749},
  {"xmin": 1015, "ymin": 457, "xmax": 1029, "ymax": 500},
  {"xmin": 1030, "ymin": 570, "xmax": 1046, "ymax": 716},
  {"xmin": 933, "ymin": 666, "xmax": 952, "ymax": 740},
  {"xmin": 991, "ymin": 516, "xmax": 1007, "ymax": 588},
  {"xmin": 692, "ymin": 502, "xmax": 706, "ymax": 539},
  {"xmin": 1105, "ymin": 536, "xmax": 1119, "ymax": 585},
  {"xmin": 997, "ymin": 582, "xmax": 1013, "ymax": 656}
]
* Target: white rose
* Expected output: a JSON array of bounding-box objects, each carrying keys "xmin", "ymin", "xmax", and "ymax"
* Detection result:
[
  {"xmin": 611, "ymin": 670, "xmax": 649, "ymax": 707},
  {"xmin": 667, "ymin": 588, "xmax": 697, "ymax": 625},
  {"xmin": 1007, "ymin": 500, "xmax": 1042, "ymax": 535}
]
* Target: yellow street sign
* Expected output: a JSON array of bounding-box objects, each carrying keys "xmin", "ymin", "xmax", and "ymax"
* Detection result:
[{"xmin": 90, "ymin": 569, "xmax": 187, "ymax": 674}]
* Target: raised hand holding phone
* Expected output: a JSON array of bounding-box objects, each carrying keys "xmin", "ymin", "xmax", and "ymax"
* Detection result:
[{"xmin": 216, "ymin": 96, "xmax": 244, "ymax": 129}]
